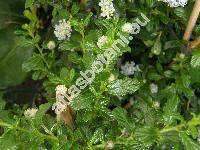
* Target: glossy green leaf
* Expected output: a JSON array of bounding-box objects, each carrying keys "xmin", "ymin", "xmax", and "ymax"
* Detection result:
[
  {"xmin": 107, "ymin": 78, "xmax": 143, "ymax": 97},
  {"xmin": 163, "ymin": 95, "xmax": 180, "ymax": 125},
  {"xmin": 70, "ymin": 92, "xmax": 95, "ymax": 110}
]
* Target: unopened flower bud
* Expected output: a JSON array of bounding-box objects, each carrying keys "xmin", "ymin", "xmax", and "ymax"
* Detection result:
[
  {"xmin": 108, "ymin": 74, "xmax": 115, "ymax": 82},
  {"xmin": 121, "ymin": 128, "xmax": 129, "ymax": 137},
  {"xmin": 179, "ymin": 53, "xmax": 185, "ymax": 59},
  {"xmin": 153, "ymin": 101, "xmax": 160, "ymax": 108}
]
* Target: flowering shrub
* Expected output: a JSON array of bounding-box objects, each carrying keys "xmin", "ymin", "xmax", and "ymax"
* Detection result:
[{"xmin": 0, "ymin": 0, "xmax": 200, "ymax": 149}]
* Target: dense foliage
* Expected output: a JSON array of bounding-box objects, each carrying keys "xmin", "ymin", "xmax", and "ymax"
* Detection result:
[{"xmin": 0, "ymin": 0, "xmax": 200, "ymax": 149}]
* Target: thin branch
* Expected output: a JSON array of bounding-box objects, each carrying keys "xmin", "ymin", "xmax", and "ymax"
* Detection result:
[{"xmin": 189, "ymin": 36, "xmax": 200, "ymax": 49}]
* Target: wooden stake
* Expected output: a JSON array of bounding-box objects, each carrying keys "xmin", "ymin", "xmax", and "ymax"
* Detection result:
[{"xmin": 183, "ymin": 0, "xmax": 200, "ymax": 41}]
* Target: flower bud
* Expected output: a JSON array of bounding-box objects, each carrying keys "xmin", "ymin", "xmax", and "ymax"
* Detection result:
[{"xmin": 179, "ymin": 53, "xmax": 185, "ymax": 59}]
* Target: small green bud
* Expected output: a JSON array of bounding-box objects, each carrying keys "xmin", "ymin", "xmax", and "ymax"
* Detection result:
[{"xmin": 179, "ymin": 53, "xmax": 185, "ymax": 59}]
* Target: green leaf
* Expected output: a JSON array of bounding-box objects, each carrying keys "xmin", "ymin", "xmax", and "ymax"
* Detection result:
[
  {"xmin": 187, "ymin": 126, "xmax": 198, "ymax": 139},
  {"xmin": 70, "ymin": 92, "xmax": 95, "ymax": 110},
  {"xmin": 34, "ymin": 103, "xmax": 52, "ymax": 127},
  {"xmin": 174, "ymin": 8, "xmax": 189, "ymax": 23},
  {"xmin": 0, "ymin": 130, "xmax": 18, "ymax": 149},
  {"xmin": 191, "ymin": 49, "xmax": 200, "ymax": 68},
  {"xmin": 135, "ymin": 126, "xmax": 158, "ymax": 147},
  {"xmin": 163, "ymin": 95, "xmax": 180, "ymax": 125},
  {"xmin": 164, "ymin": 40, "xmax": 183, "ymax": 50},
  {"xmin": 146, "ymin": 0, "xmax": 156, "ymax": 7},
  {"xmin": 187, "ymin": 114, "xmax": 200, "ymax": 127},
  {"xmin": 107, "ymin": 78, "xmax": 143, "ymax": 97},
  {"xmin": 84, "ymin": 12, "xmax": 93, "ymax": 26},
  {"xmin": 0, "ymin": 27, "xmax": 33, "ymax": 88},
  {"xmin": 25, "ymin": 0, "xmax": 35, "ymax": 8},
  {"xmin": 151, "ymin": 36, "xmax": 162, "ymax": 55},
  {"xmin": 0, "ymin": 92, "xmax": 5, "ymax": 110},
  {"xmin": 0, "ymin": 0, "xmax": 24, "ymax": 29},
  {"xmin": 179, "ymin": 131, "xmax": 200, "ymax": 150},
  {"xmin": 59, "ymin": 40, "xmax": 80, "ymax": 51},
  {"xmin": 71, "ymin": 3, "xmax": 80, "ymax": 16},
  {"xmin": 158, "ymin": 11, "xmax": 169, "ymax": 24},
  {"xmin": 112, "ymin": 107, "xmax": 134, "ymax": 130},
  {"xmin": 90, "ymin": 128, "xmax": 105, "ymax": 144},
  {"xmin": 48, "ymin": 73, "xmax": 64, "ymax": 85},
  {"xmin": 147, "ymin": 72, "xmax": 163, "ymax": 81},
  {"xmin": 22, "ymin": 53, "xmax": 45, "ymax": 72},
  {"xmin": 195, "ymin": 24, "xmax": 200, "ymax": 36}
]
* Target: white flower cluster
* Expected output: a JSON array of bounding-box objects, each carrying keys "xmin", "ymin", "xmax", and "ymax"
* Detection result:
[
  {"xmin": 99, "ymin": 0, "xmax": 115, "ymax": 19},
  {"xmin": 54, "ymin": 19, "xmax": 72, "ymax": 40},
  {"xmin": 162, "ymin": 0, "xmax": 188, "ymax": 7},
  {"xmin": 52, "ymin": 85, "xmax": 69, "ymax": 115},
  {"xmin": 122, "ymin": 22, "xmax": 134, "ymax": 34},
  {"xmin": 24, "ymin": 108, "xmax": 38, "ymax": 119},
  {"xmin": 120, "ymin": 61, "xmax": 140, "ymax": 76},
  {"xmin": 97, "ymin": 35, "xmax": 108, "ymax": 48},
  {"xmin": 56, "ymin": 85, "xmax": 67, "ymax": 96},
  {"xmin": 150, "ymin": 83, "xmax": 158, "ymax": 94}
]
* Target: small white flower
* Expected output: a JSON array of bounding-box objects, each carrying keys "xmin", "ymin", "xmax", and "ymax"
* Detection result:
[
  {"xmin": 153, "ymin": 101, "xmax": 160, "ymax": 108},
  {"xmin": 99, "ymin": 0, "xmax": 115, "ymax": 19},
  {"xmin": 122, "ymin": 23, "xmax": 134, "ymax": 33},
  {"xmin": 97, "ymin": 35, "xmax": 108, "ymax": 48},
  {"xmin": 24, "ymin": 108, "xmax": 38, "ymax": 119},
  {"xmin": 47, "ymin": 41, "xmax": 56, "ymax": 50},
  {"xmin": 121, "ymin": 128, "xmax": 129, "ymax": 137},
  {"xmin": 52, "ymin": 85, "xmax": 69, "ymax": 115},
  {"xmin": 120, "ymin": 61, "xmax": 140, "ymax": 76},
  {"xmin": 108, "ymin": 73, "xmax": 115, "ymax": 82},
  {"xmin": 161, "ymin": 0, "xmax": 188, "ymax": 7},
  {"xmin": 150, "ymin": 83, "xmax": 158, "ymax": 94},
  {"xmin": 106, "ymin": 141, "xmax": 114, "ymax": 149},
  {"xmin": 54, "ymin": 19, "xmax": 72, "ymax": 40}
]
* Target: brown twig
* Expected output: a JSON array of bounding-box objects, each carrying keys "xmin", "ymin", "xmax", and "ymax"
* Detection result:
[{"xmin": 189, "ymin": 36, "xmax": 200, "ymax": 49}]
